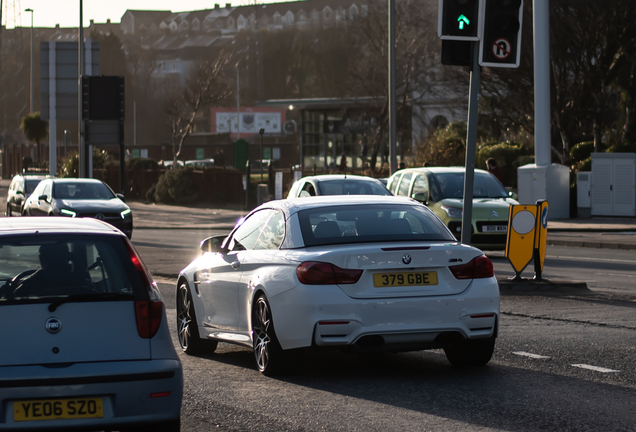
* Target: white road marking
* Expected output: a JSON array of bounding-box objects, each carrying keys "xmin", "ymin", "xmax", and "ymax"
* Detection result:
[
  {"xmin": 512, "ymin": 351, "xmax": 550, "ymax": 359},
  {"xmin": 547, "ymin": 255, "xmax": 636, "ymax": 264},
  {"xmin": 594, "ymin": 272, "xmax": 631, "ymax": 277},
  {"xmin": 571, "ymin": 364, "xmax": 620, "ymax": 373}
]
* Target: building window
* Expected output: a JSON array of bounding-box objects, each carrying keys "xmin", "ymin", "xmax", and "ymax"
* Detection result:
[
  {"xmin": 196, "ymin": 148, "xmax": 204, "ymax": 159},
  {"xmin": 273, "ymin": 148, "xmax": 281, "ymax": 160}
]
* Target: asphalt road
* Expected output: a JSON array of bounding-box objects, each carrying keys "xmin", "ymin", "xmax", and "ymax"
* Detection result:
[{"xmin": 134, "ymin": 229, "xmax": 636, "ymax": 431}]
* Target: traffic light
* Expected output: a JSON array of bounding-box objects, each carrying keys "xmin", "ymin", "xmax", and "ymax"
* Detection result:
[
  {"xmin": 438, "ymin": 0, "xmax": 480, "ymax": 41},
  {"xmin": 441, "ymin": 40, "xmax": 472, "ymax": 66},
  {"xmin": 479, "ymin": 0, "xmax": 523, "ymax": 68},
  {"xmin": 81, "ymin": 76, "xmax": 125, "ymax": 121}
]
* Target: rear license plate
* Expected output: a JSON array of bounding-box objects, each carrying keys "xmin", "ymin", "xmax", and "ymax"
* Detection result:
[
  {"xmin": 482, "ymin": 225, "xmax": 507, "ymax": 233},
  {"xmin": 373, "ymin": 272, "xmax": 438, "ymax": 287},
  {"xmin": 13, "ymin": 397, "xmax": 104, "ymax": 422}
]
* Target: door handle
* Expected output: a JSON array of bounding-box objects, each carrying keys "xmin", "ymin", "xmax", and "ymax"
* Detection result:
[{"xmin": 231, "ymin": 261, "xmax": 240, "ymax": 270}]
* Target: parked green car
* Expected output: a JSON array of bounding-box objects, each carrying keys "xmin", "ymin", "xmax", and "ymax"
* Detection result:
[{"xmin": 387, "ymin": 167, "xmax": 518, "ymax": 250}]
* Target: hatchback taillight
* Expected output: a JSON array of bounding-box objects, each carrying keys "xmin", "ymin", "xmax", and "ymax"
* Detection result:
[
  {"xmin": 135, "ymin": 300, "xmax": 163, "ymax": 338},
  {"xmin": 125, "ymin": 239, "xmax": 163, "ymax": 338},
  {"xmin": 450, "ymin": 255, "xmax": 494, "ymax": 279},
  {"xmin": 297, "ymin": 261, "xmax": 363, "ymax": 285}
]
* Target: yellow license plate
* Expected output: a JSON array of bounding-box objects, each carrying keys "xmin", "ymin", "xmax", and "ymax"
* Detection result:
[
  {"xmin": 373, "ymin": 271, "xmax": 438, "ymax": 287},
  {"xmin": 13, "ymin": 397, "xmax": 104, "ymax": 422}
]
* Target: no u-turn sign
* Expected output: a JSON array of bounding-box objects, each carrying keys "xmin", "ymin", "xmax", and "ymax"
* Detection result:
[{"xmin": 492, "ymin": 38, "xmax": 512, "ymax": 60}]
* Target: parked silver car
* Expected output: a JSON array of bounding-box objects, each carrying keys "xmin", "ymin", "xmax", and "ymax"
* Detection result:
[{"xmin": 0, "ymin": 217, "xmax": 182, "ymax": 431}]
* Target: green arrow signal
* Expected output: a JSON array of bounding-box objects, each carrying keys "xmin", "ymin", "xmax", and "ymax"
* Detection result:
[{"xmin": 458, "ymin": 14, "xmax": 470, "ymax": 30}]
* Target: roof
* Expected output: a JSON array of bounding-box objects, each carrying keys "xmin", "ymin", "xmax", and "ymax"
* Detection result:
[
  {"xmin": 48, "ymin": 178, "xmax": 106, "ymax": 184},
  {"xmin": 302, "ymin": 174, "xmax": 384, "ymax": 183},
  {"xmin": 0, "ymin": 217, "xmax": 124, "ymax": 236},
  {"xmin": 258, "ymin": 195, "xmax": 417, "ymax": 217},
  {"xmin": 397, "ymin": 167, "xmax": 489, "ymax": 175}
]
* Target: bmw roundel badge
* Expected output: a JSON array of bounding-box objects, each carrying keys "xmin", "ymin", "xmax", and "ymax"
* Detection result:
[
  {"xmin": 45, "ymin": 317, "xmax": 62, "ymax": 334},
  {"xmin": 402, "ymin": 254, "xmax": 412, "ymax": 265}
]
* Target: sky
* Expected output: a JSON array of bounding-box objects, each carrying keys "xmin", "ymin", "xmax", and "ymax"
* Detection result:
[{"xmin": 7, "ymin": 0, "xmax": 299, "ymax": 28}]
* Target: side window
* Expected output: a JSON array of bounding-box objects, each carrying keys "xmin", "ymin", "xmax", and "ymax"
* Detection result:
[
  {"xmin": 397, "ymin": 173, "xmax": 413, "ymax": 197},
  {"xmin": 42, "ymin": 183, "xmax": 52, "ymax": 199},
  {"xmin": 227, "ymin": 210, "xmax": 274, "ymax": 252},
  {"xmin": 254, "ymin": 211, "xmax": 285, "ymax": 250},
  {"xmin": 388, "ymin": 173, "xmax": 402, "ymax": 194},
  {"xmin": 412, "ymin": 175, "xmax": 428, "ymax": 198},
  {"xmin": 299, "ymin": 182, "xmax": 316, "ymax": 198}
]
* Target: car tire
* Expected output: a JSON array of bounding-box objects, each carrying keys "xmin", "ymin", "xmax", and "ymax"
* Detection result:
[
  {"xmin": 444, "ymin": 337, "xmax": 495, "ymax": 367},
  {"xmin": 252, "ymin": 294, "xmax": 290, "ymax": 376},
  {"xmin": 176, "ymin": 282, "xmax": 217, "ymax": 355}
]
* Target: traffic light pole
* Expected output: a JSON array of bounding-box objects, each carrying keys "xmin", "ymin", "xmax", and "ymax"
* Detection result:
[{"xmin": 460, "ymin": 41, "xmax": 480, "ymax": 246}]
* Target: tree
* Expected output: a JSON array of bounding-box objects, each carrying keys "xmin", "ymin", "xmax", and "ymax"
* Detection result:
[
  {"xmin": 164, "ymin": 54, "xmax": 234, "ymax": 167},
  {"xmin": 20, "ymin": 113, "xmax": 48, "ymax": 163}
]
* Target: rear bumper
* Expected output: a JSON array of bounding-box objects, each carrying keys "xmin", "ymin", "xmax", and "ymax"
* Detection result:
[
  {"xmin": 0, "ymin": 359, "xmax": 182, "ymax": 431},
  {"xmin": 268, "ymin": 277, "xmax": 500, "ymax": 351}
]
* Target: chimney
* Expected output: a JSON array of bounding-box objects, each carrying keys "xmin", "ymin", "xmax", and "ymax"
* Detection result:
[
  {"xmin": 90, "ymin": 19, "xmax": 94, "ymax": 25},
  {"xmin": 55, "ymin": 24, "xmax": 60, "ymax": 29},
  {"xmin": 214, "ymin": 3, "xmax": 220, "ymax": 8},
  {"xmin": 107, "ymin": 19, "xmax": 111, "ymax": 24},
  {"xmin": 226, "ymin": 3, "xmax": 231, "ymax": 7}
]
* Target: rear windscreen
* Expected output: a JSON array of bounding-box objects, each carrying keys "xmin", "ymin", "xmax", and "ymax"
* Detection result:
[
  {"xmin": 317, "ymin": 180, "xmax": 391, "ymax": 196},
  {"xmin": 0, "ymin": 235, "xmax": 145, "ymax": 305},
  {"xmin": 298, "ymin": 204, "xmax": 456, "ymax": 247}
]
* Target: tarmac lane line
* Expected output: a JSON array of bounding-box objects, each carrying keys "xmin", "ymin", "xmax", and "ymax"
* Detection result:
[
  {"xmin": 571, "ymin": 364, "xmax": 620, "ymax": 373},
  {"xmin": 512, "ymin": 351, "xmax": 551, "ymax": 359}
]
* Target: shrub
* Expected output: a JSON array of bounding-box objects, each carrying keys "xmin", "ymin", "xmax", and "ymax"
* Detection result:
[
  {"xmin": 153, "ymin": 167, "xmax": 198, "ymax": 205},
  {"xmin": 606, "ymin": 142, "xmax": 636, "ymax": 153},
  {"xmin": 127, "ymin": 157, "xmax": 159, "ymax": 170},
  {"xmin": 476, "ymin": 141, "xmax": 528, "ymax": 188},
  {"xmin": 59, "ymin": 147, "xmax": 114, "ymax": 178},
  {"xmin": 569, "ymin": 141, "xmax": 594, "ymax": 163}
]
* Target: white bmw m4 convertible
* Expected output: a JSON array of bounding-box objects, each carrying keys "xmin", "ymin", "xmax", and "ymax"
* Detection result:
[{"xmin": 177, "ymin": 196, "xmax": 500, "ymax": 375}]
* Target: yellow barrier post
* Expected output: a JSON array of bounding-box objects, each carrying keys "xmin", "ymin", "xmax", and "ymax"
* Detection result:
[
  {"xmin": 533, "ymin": 200, "xmax": 549, "ymax": 280},
  {"xmin": 505, "ymin": 204, "xmax": 538, "ymax": 280}
]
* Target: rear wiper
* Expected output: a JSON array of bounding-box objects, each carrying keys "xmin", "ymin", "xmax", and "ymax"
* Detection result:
[{"xmin": 49, "ymin": 293, "xmax": 135, "ymax": 312}]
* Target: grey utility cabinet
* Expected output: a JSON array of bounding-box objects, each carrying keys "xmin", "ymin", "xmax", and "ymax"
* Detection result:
[{"xmin": 591, "ymin": 153, "xmax": 636, "ymax": 217}]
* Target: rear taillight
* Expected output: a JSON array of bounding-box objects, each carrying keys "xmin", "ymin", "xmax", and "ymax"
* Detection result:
[
  {"xmin": 125, "ymin": 239, "xmax": 163, "ymax": 338},
  {"xmin": 135, "ymin": 300, "xmax": 163, "ymax": 338},
  {"xmin": 296, "ymin": 261, "xmax": 363, "ymax": 285},
  {"xmin": 125, "ymin": 241, "xmax": 152, "ymax": 288},
  {"xmin": 450, "ymin": 255, "xmax": 494, "ymax": 279}
]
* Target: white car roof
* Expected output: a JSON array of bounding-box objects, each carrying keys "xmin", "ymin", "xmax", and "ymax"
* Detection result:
[
  {"xmin": 0, "ymin": 217, "xmax": 125, "ymax": 236},
  {"xmin": 259, "ymin": 195, "xmax": 417, "ymax": 218}
]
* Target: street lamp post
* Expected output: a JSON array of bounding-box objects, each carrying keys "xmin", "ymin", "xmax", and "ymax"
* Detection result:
[
  {"xmin": 259, "ymin": 128, "xmax": 265, "ymax": 183},
  {"xmin": 25, "ymin": 8, "xmax": 34, "ymax": 114}
]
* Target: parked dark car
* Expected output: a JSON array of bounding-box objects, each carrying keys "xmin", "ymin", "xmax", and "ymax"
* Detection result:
[
  {"xmin": 23, "ymin": 178, "xmax": 134, "ymax": 239},
  {"xmin": 6, "ymin": 173, "xmax": 51, "ymax": 217}
]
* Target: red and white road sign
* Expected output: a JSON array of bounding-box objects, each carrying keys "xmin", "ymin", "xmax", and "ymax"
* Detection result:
[{"xmin": 491, "ymin": 38, "xmax": 512, "ymax": 60}]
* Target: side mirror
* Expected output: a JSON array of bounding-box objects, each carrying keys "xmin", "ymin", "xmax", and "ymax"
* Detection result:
[
  {"xmin": 200, "ymin": 235, "xmax": 228, "ymax": 254},
  {"xmin": 38, "ymin": 194, "xmax": 48, "ymax": 202},
  {"xmin": 508, "ymin": 191, "xmax": 518, "ymax": 200},
  {"xmin": 411, "ymin": 193, "xmax": 428, "ymax": 205},
  {"xmin": 116, "ymin": 193, "xmax": 126, "ymax": 202},
  {"xmin": 16, "ymin": 190, "xmax": 25, "ymax": 196}
]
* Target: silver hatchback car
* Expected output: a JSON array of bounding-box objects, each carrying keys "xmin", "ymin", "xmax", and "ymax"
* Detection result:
[{"xmin": 0, "ymin": 218, "xmax": 182, "ymax": 432}]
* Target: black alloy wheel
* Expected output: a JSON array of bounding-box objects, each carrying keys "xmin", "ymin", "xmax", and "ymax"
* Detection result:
[
  {"xmin": 444, "ymin": 337, "xmax": 496, "ymax": 366},
  {"xmin": 177, "ymin": 282, "xmax": 217, "ymax": 355}
]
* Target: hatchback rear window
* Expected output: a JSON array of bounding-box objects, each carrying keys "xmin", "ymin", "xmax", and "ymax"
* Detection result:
[
  {"xmin": 298, "ymin": 204, "xmax": 456, "ymax": 247},
  {"xmin": 0, "ymin": 235, "xmax": 145, "ymax": 305}
]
